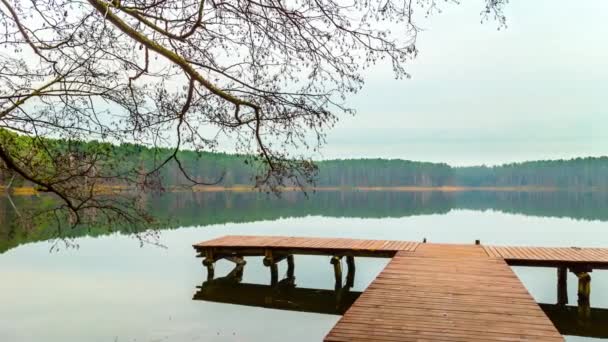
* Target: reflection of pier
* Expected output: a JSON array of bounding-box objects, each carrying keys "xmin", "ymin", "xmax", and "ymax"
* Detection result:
[
  {"xmin": 193, "ymin": 236, "xmax": 608, "ymax": 341},
  {"xmin": 193, "ymin": 264, "xmax": 362, "ymax": 315},
  {"xmin": 540, "ymin": 304, "xmax": 608, "ymax": 338},
  {"xmin": 193, "ymin": 265, "xmax": 608, "ymax": 338}
]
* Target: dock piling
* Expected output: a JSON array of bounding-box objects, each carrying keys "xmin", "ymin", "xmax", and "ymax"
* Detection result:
[
  {"xmin": 331, "ymin": 256, "xmax": 343, "ymax": 290},
  {"xmin": 263, "ymin": 249, "xmax": 281, "ymax": 286},
  {"xmin": 345, "ymin": 256, "xmax": 355, "ymax": 288},
  {"xmin": 287, "ymin": 255, "xmax": 295, "ymax": 279},
  {"xmin": 270, "ymin": 263, "xmax": 278, "ymax": 286},
  {"xmin": 575, "ymin": 271, "xmax": 591, "ymax": 310},
  {"xmin": 202, "ymin": 248, "xmax": 215, "ymax": 281},
  {"xmin": 557, "ymin": 266, "xmax": 568, "ymax": 306},
  {"xmin": 203, "ymin": 261, "xmax": 214, "ymax": 281}
]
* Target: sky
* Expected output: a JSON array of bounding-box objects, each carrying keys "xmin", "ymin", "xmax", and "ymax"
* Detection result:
[
  {"xmin": 319, "ymin": 0, "xmax": 608, "ymax": 166},
  {"xmin": 9, "ymin": 0, "xmax": 606, "ymax": 166}
]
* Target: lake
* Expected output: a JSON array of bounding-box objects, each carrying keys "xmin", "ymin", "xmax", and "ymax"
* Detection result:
[{"xmin": 1, "ymin": 190, "xmax": 607, "ymax": 342}]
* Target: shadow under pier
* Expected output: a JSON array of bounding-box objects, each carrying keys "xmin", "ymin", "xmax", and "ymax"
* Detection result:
[
  {"xmin": 193, "ymin": 263, "xmax": 362, "ymax": 315},
  {"xmin": 540, "ymin": 304, "xmax": 608, "ymax": 339}
]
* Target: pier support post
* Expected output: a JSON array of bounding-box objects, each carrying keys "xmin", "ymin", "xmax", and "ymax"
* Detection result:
[
  {"xmin": 263, "ymin": 249, "xmax": 280, "ymax": 286},
  {"xmin": 202, "ymin": 260, "xmax": 215, "ymax": 281},
  {"xmin": 331, "ymin": 256, "xmax": 343, "ymax": 290},
  {"xmin": 270, "ymin": 264, "xmax": 278, "ymax": 286},
  {"xmin": 202, "ymin": 248, "xmax": 215, "ymax": 281},
  {"xmin": 234, "ymin": 264, "xmax": 244, "ymax": 281},
  {"xmin": 287, "ymin": 255, "xmax": 295, "ymax": 279},
  {"xmin": 263, "ymin": 249, "xmax": 274, "ymax": 267},
  {"xmin": 346, "ymin": 256, "xmax": 356, "ymax": 288},
  {"xmin": 557, "ymin": 267, "xmax": 568, "ymax": 306},
  {"xmin": 576, "ymin": 272, "xmax": 591, "ymax": 308}
]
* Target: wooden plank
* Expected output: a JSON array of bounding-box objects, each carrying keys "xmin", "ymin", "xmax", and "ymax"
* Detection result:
[
  {"xmin": 485, "ymin": 245, "xmax": 608, "ymax": 268},
  {"xmin": 324, "ymin": 245, "xmax": 563, "ymax": 342},
  {"xmin": 193, "ymin": 235, "xmax": 420, "ymax": 255}
]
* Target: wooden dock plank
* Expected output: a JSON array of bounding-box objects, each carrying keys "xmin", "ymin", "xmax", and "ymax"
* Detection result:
[
  {"xmin": 194, "ymin": 235, "xmax": 420, "ymax": 255},
  {"xmin": 482, "ymin": 245, "xmax": 608, "ymax": 268},
  {"xmin": 325, "ymin": 245, "xmax": 563, "ymax": 341}
]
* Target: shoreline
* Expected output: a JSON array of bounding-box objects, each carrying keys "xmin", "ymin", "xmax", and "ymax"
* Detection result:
[
  {"xmin": 191, "ymin": 185, "xmax": 564, "ymax": 192},
  {"xmin": 1, "ymin": 184, "xmax": 603, "ymax": 196}
]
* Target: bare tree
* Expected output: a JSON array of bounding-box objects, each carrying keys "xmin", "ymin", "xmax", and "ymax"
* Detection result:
[{"xmin": 0, "ymin": 0, "xmax": 507, "ymax": 226}]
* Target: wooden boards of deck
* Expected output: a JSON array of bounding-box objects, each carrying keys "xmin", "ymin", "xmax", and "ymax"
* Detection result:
[
  {"xmin": 194, "ymin": 235, "xmax": 419, "ymax": 258},
  {"xmin": 325, "ymin": 244, "xmax": 564, "ymax": 342},
  {"xmin": 194, "ymin": 235, "xmax": 608, "ymax": 268},
  {"xmin": 483, "ymin": 245, "xmax": 608, "ymax": 269}
]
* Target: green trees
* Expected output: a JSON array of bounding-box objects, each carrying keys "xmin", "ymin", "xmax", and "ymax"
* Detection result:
[
  {"xmin": 454, "ymin": 158, "xmax": 608, "ymax": 189},
  {"xmin": 1, "ymin": 133, "xmax": 606, "ymax": 189},
  {"xmin": 315, "ymin": 159, "xmax": 453, "ymax": 187}
]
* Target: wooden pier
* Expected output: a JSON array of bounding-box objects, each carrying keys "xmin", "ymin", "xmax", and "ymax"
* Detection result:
[{"xmin": 193, "ymin": 235, "xmax": 608, "ymax": 341}]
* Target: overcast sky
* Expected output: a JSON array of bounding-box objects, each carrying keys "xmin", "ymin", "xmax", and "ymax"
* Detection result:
[{"xmin": 317, "ymin": 0, "xmax": 608, "ymax": 166}]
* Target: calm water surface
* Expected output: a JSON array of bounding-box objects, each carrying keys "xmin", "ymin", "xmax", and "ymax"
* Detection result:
[{"xmin": 1, "ymin": 191, "xmax": 607, "ymax": 342}]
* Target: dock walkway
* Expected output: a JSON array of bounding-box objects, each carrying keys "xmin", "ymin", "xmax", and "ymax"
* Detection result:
[
  {"xmin": 193, "ymin": 236, "xmax": 608, "ymax": 341},
  {"xmin": 326, "ymin": 244, "xmax": 562, "ymax": 341}
]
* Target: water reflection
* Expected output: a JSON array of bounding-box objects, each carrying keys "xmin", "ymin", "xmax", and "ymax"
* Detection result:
[
  {"xmin": 2, "ymin": 190, "xmax": 608, "ymax": 253},
  {"xmin": 540, "ymin": 305, "xmax": 608, "ymax": 339},
  {"xmin": 194, "ymin": 264, "xmax": 361, "ymax": 315},
  {"xmin": 2, "ymin": 193, "xmax": 608, "ymax": 341}
]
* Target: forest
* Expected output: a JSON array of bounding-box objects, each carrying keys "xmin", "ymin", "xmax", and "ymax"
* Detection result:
[{"xmin": 0, "ymin": 131, "xmax": 607, "ymax": 189}]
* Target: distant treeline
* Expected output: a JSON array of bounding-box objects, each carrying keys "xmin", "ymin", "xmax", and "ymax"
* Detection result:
[
  {"xmin": 0, "ymin": 132, "xmax": 607, "ymax": 189},
  {"xmin": 454, "ymin": 160, "xmax": 608, "ymax": 188}
]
